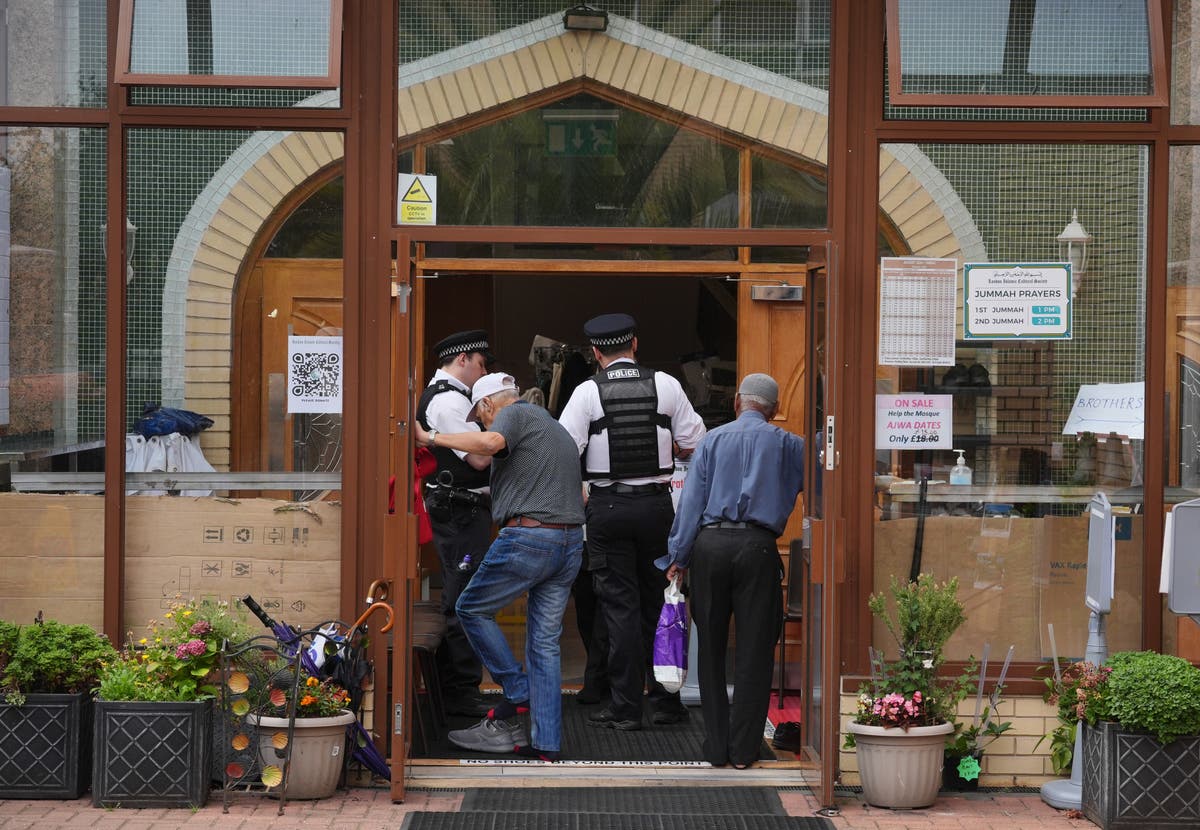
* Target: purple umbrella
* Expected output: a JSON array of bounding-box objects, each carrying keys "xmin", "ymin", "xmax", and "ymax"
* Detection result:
[
  {"xmin": 242, "ymin": 594, "xmax": 322, "ymax": 676},
  {"xmin": 241, "ymin": 594, "xmax": 392, "ymax": 781}
]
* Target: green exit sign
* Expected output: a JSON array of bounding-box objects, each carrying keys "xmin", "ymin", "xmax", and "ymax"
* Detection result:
[{"xmin": 545, "ymin": 119, "xmax": 617, "ymax": 157}]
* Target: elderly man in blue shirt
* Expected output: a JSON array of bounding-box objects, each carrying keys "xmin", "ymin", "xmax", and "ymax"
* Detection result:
[{"xmin": 658, "ymin": 372, "xmax": 805, "ymax": 769}]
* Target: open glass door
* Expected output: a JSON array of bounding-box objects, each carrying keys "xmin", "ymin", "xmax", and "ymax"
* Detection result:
[{"xmin": 803, "ymin": 243, "xmax": 841, "ymax": 812}]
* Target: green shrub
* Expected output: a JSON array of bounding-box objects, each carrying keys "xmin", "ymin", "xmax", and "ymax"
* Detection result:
[
  {"xmin": 1093, "ymin": 651, "xmax": 1200, "ymax": 745},
  {"xmin": 0, "ymin": 619, "xmax": 117, "ymax": 705}
]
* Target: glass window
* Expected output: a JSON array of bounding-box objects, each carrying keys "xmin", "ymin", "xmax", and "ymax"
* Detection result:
[
  {"xmin": 750, "ymin": 153, "xmax": 827, "ymax": 228},
  {"xmin": 1172, "ymin": 1, "xmax": 1200, "ymax": 124},
  {"xmin": 1167, "ymin": 147, "xmax": 1200, "ymax": 500},
  {"xmin": 124, "ymin": 129, "xmax": 343, "ymax": 632},
  {"xmin": 117, "ymin": 0, "xmax": 341, "ymax": 90},
  {"xmin": 886, "ymin": 0, "xmax": 1166, "ymax": 108},
  {"xmin": 399, "ymin": 1, "xmax": 830, "ymax": 91},
  {"xmin": 1, "ymin": 0, "xmax": 107, "ymax": 108},
  {"xmin": 0, "ymin": 127, "xmax": 106, "ymax": 627},
  {"xmin": 875, "ymin": 144, "xmax": 1147, "ymax": 664},
  {"xmin": 423, "ymin": 93, "xmax": 740, "ymax": 228}
]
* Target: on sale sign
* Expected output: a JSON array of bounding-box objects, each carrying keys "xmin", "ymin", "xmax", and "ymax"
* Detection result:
[{"xmin": 875, "ymin": 394, "xmax": 953, "ymax": 450}]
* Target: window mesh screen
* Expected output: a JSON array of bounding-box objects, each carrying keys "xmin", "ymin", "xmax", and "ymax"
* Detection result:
[
  {"xmin": 129, "ymin": 0, "xmax": 331, "ymax": 78},
  {"xmin": 892, "ymin": 0, "xmax": 1153, "ymax": 98},
  {"xmin": 125, "ymin": 0, "xmax": 337, "ymax": 107},
  {"xmin": 398, "ymin": 0, "xmax": 830, "ymax": 90},
  {"xmin": 884, "ymin": 143, "xmax": 1148, "ymax": 477}
]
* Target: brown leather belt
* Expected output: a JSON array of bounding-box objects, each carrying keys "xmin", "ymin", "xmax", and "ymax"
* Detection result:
[{"xmin": 504, "ymin": 516, "xmax": 576, "ymax": 529}]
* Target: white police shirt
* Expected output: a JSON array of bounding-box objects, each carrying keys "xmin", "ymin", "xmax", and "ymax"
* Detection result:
[
  {"xmin": 424, "ymin": 369, "xmax": 490, "ymax": 493},
  {"xmin": 558, "ymin": 357, "xmax": 707, "ymax": 488}
]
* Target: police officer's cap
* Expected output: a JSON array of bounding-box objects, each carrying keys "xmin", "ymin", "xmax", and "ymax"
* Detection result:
[
  {"xmin": 433, "ymin": 329, "xmax": 492, "ymax": 362},
  {"xmin": 584, "ymin": 313, "xmax": 636, "ymax": 348}
]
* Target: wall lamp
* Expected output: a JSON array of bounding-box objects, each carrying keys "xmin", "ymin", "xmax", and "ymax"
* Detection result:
[
  {"xmin": 1057, "ymin": 209, "xmax": 1091, "ymax": 297},
  {"xmin": 563, "ymin": 4, "xmax": 608, "ymax": 32}
]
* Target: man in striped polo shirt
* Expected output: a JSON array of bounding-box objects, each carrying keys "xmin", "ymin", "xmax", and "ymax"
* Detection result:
[{"xmin": 414, "ymin": 372, "xmax": 585, "ymax": 762}]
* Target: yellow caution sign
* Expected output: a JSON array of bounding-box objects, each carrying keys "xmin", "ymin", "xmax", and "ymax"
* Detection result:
[{"xmin": 397, "ymin": 173, "xmax": 437, "ymax": 225}]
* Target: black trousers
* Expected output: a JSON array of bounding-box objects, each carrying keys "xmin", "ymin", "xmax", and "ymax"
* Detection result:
[
  {"xmin": 571, "ymin": 547, "xmax": 610, "ymax": 694},
  {"xmin": 690, "ymin": 525, "xmax": 783, "ymax": 767},
  {"xmin": 587, "ymin": 488, "xmax": 677, "ymax": 721},
  {"xmin": 429, "ymin": 505, "xmax": 491, "ymax": 697}
]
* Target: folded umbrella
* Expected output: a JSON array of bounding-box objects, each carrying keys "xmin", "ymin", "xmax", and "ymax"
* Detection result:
[{"xmin": 241, "ymin": 594, "xmax": 322, "ymax": 677}]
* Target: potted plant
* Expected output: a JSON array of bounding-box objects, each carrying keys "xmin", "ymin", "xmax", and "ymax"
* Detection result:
[
  {"xmin": 92, "ymin": 597, "xmax": 249, "ymax": 808},
  {"xmin": 0, "ymin": 617, "xmax": 117, "ymax": 798},
  {"xmin": 1076, "ymin": 650, "xmax": 1200, "ymax": 830},
  {"xmin": 944, "ymin": 645, "xmax": 1014, "ymax": 791},
  {"xmin": 243, "ymin": 673, "xmax": 355, "ymax": 800},
  {"xmin": 1037, "ymin": 659, "xmax": 1111, "ymax": 776},
  {"xmin": 844, "ymin": 574, "xmax": 971, "ymax": 809}
]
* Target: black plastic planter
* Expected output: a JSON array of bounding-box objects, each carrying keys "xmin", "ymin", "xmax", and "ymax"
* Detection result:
[
  {"xmin": 92, "ymin": 698, "xmax": 212, "ymax": 808},
  {"xmin": 0, "ymin": 692, "xmax": 92, "ymax": 799},
  {"xmin": 1082, "ymin": 721, "xmax": 1200, "ymax": 830},
  {"xmin": 942, "ymin": 750, "xmax": 982, "ymax": 792}
]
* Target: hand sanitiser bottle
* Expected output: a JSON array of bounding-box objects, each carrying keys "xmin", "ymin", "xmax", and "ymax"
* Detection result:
[{"xmin": 949, "ymin": 449, "xmax": 973, "ymax": 485}]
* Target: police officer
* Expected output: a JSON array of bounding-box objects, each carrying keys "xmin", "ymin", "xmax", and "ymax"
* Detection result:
[
  {"xmin": 416, "ymin": 329, "xmax": 495, "ymax": 718},
  {"xmin": 559, "ymin": 313, "xmax": 707, "ymax": 730}
]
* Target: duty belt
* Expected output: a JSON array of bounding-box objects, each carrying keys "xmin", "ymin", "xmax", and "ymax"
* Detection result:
[{"xmin": 591, "ymin": 482, "xmax": 669, "ymax": 495}]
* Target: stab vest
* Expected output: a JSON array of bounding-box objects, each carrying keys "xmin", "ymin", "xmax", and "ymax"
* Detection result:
[
  {"xmin": 585, "ymin": 364, "xmax": 673, "ymax": 480},
  {"xmin": 415, "ymin": 380, "xmax": 490, "ymax": 490}
]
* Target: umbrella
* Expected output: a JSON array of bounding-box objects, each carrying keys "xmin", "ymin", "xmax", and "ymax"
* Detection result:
[
  {"xmin": 242, "ymin": 593, "xmax": 394, "ymax": 781},
  {"xmin": 241, "ymin": 594, "xmax": 322, "ymax": 676}
]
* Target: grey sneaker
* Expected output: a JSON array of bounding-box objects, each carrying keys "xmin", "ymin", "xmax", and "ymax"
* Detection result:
[{"xmin": 448, "ymin": 717, "xmax": 529, "ymax": 753}]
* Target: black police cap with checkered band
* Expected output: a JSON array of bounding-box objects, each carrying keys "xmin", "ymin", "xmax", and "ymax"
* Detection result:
[
  {"xmin": 433, "ymin": 329, "xmax": 492, "ymax": 361},
  {"xmin": 583, "ymin": 313, "xmax": 636, "ymax": 347}
]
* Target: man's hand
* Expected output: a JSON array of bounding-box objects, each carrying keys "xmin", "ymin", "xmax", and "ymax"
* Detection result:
[{"xmin": 665, "ymin": 563, "xmax": 686, "ymax": 583}]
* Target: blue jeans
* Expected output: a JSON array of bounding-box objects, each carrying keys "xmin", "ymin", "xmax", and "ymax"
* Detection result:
[{"xmin": 456, "ymin": 525, "xmax": 583, "ymax": 752}]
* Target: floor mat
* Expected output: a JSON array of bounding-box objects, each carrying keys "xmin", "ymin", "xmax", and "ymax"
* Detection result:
[
  {"xmin": 461, "ymin": 786, "xmax": 786, "ymax": 815},
  {"xmin": 417, "ymin": 694, "xmax": 777, "ymax": 763},
  {"xmin": 403, "ymin": 815, "xmax": 836, "ymax": 830}
]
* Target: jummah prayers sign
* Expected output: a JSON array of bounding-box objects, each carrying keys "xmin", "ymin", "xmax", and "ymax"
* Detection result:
[{"xmin": 963, "ymin": 262, "xmax": 1073, "ymax": 340}]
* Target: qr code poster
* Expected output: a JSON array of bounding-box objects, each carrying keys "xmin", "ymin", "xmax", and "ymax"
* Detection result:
[{"xmin": 288, "ymin": 335, "xmax": 343, "ymax": 414}]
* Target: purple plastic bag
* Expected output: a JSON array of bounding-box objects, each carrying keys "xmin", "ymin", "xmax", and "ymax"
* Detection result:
[{"xmin": 653, "ymin": 577, "xmax": 688, "ymax": 693}]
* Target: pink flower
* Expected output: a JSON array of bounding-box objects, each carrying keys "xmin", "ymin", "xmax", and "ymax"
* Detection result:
[
  {"xmin": 175, "ymin": 638, "xmax": 207, "ymax": 659},
  {"xmin": 189, "ymin": 620, "xmax": 212, "ymax": 637}
]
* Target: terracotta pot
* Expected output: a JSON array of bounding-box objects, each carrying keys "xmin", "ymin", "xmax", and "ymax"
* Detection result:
[
  {"xmin": 246, "ymin": 710, "xmax": 355, "ymax": 800},
  {"xmin": 847, "ymin": 721, "xmax": 954, "ymax": 809}
]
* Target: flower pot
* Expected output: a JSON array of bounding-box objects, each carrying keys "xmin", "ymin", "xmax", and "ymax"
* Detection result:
[
  {"xmin": 847, "ymin": 721, "xmax": 955, "ymax": 809},
  {"xmin": 1082, "ymin": 720, "xmax": 1200, "ymax": 829},
  {"xmin": 0, "ymin": 692, "xmax": 92, "ymax": 799},
  {"xmin": 943, "ymin": 750, "xmax": 983, "ymax": 792},
  {"xmin": 92, "ymin": 699, "xmax": 212, "ymax": 808},
  {"xmin": 246, "ymin": 710, "xmax": 354, "ymax": 800}
]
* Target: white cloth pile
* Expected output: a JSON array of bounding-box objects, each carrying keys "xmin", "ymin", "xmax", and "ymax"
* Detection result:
[{"xmin": 124, "ymin": 432, "xmax": 216, "ymax": 496}]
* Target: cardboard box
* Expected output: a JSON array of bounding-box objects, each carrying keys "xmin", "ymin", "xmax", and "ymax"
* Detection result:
[
  {"xmin": 0, "ymin": 493, "xmax": 341, "ymax": 636},
  {"xmin": 0, "ymin": 494, "xmax": 105, "ymax": 627}
]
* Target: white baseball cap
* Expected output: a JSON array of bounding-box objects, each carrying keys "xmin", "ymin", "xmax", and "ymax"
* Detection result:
[{"xmin": 468, "ymin": 372, "xmax": 517, "ymax": 419}]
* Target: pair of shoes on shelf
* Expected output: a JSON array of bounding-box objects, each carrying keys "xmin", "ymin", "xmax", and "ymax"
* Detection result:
[
  {"xmin": 443, "ymin": 691, "xmax": 495, "ymax": 718},
  {"xmin": 772, "ymin": 720, "xmax": 801, "ymax": 752},
  {"xmin": 448, "ymin": 716, "xmax": 528, "ymax": 753},
  {"xmin": 587, "ymin": 707, "xmax": 643, "ymax": 731}
]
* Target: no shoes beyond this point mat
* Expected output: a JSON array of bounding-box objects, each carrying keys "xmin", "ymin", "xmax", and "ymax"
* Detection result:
[{"xmin": 401, "ymin": 788, "xmax": 837, "ymax": 830}]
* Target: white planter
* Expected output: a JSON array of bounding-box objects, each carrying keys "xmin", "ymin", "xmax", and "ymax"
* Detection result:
[
  {"xmin": 246, "ymin": 710, "xmax": 355, "ymax": 800},
  {"xmin": 846, "ymin": 721, "xmax": 954, "ymax": 809}
]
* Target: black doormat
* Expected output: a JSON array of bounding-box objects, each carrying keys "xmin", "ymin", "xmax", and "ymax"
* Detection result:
[
  {"xmin": 417, "ymin": 694, "xmax": 775, "ymax": 763},
  {"xmin": 461, "ymin": 786, "xmax": 786, "ymax": 815},
  {"xmin": 402, "ymin": 815, "xmax": 836, "ymax": 830}
]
